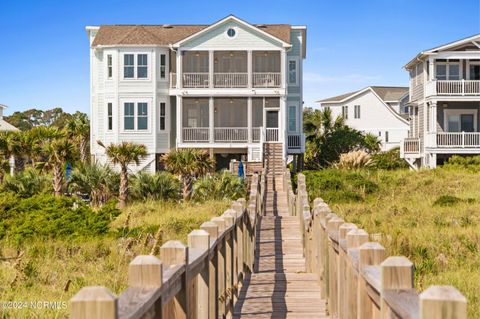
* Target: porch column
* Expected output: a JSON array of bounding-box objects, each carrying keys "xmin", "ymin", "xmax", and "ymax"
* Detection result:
[
  {"xmin": 247, "ymin": 97, "xmax": 252, "ymax": 143},
  {"xmin": 209, "ymin": 97, "xmax": 214, "ymax": 143},
  {"xmin": 428, "ymin": 56, "xmax": 435, "ymax": 81},
  {"xmin": 430, "ymin": 102, "xmax": 437, "ymax": 133},
  {"xmin": 177, "ymin": 96, "xmax": 183, "ymax": 145},
  {"xmin": 177, "ymin": 50, "xmax": 183, "ymax": 89},
  {"xmin": 209, "ymin": 50, "xmax": 214, "ymax": 89},
  {"xmin": 247, "ymin": 50, "xmax": 253, "ymax": 88},
  {"xmin": 280, "ymin": 50, "xmax": 286, "ymax": 89}
]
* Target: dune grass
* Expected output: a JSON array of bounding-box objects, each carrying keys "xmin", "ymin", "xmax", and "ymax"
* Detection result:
[
  {"xmin": 0, "ymin": 199, "xmax": 230, "ymax": 319},
  {"xmin": 304, "ymin": 168, "xmax": 480, "ymax": 318}
]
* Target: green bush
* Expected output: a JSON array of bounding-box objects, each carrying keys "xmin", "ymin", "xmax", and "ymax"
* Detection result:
[
  {"xmin": 130, "ymin": 172, "xmax": 181, "ymax": 201},
  {"xmin": 193, "ymin": 171, "xmax": 246, "ymax": 201},
  {"xmin": 0, "ymin": 194, "xmax": 121, "ymax": 243},
  {"xmin": 1, "ymin": 168, "xmax": 50, "ymax": 197},
  {"xmin": 372, "ymin": 148, "xmax": 409, "ymax": 170},
  {"xmin": 433, "ymin": 195, "xmax": 475, "ymax": 207},
  {"xmin": 444, "ymin": 155, "xmax": 480, "ymax": 171},
  {"xmin": 303, "ymin": 169, "xmax": 379, "ymax": 203}
]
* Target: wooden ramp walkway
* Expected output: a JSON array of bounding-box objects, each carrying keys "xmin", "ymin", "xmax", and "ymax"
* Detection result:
[{"xmin": 234, "ymin": 174, "xmax": 329, "ymax": 318}]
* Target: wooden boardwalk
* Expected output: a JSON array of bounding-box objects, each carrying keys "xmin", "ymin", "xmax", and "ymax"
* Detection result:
[{"xmin": 234, "ymin": 174, "xmax": 329, "ymax": 318}]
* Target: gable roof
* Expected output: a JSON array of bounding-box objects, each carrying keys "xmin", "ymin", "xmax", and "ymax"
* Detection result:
[
  {"xmin": 404, "ymin": 34, "xmax": 480, "ymax": 69},
  {"xmin": 317, "ymin": 86, "xmax": 408, "ymax": 104},
  {"xmin": 91, "ymin": 15, "xmax": 293, "ymax": 47},
  {"xmin": 0, "ymin": 119, "xmax": 18, "ymax": 132}
]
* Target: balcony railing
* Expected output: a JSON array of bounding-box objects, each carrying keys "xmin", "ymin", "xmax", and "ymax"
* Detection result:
[
  {"xmin": 266, "ymin": 128, "xmax": 279, "ymax": 142},
  {"xmin": 403, "ymin": 138, "xmax": 420, "ymax": 153},
  {"xmin": 183, "ymin": 128, "xmax": 209, "ymax": 142},
  {"xmin": 252, "ymin": 127, "xmax": 261, "ymax": 142},
  {"xmin": 287, "ymin": 134, "xmax": 301, "ymax": 149},
  {"xmin": 427, "ymin": 80, "xmax": 480, "ymax": 96},
  {"xmin": 214, "ymin": 127, "xmax": 248, "ymax": 142},
  {"xmin": 253, "ymin": 72, "xmax": 281, "ymax": 88},
  {"xmin": 182, "ymin": 73, "xmax": 209, "ymax": 88},
  {"xmin": 214, "ymin": 73, "xmax": 248, "ymax": 88},
  {"xmin": 436, "ymin": 132, "xmax": 480, "ymax": 148}
]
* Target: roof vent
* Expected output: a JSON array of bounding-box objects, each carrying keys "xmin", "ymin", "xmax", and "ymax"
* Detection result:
[
  {"xmin": 162, "ymin": 24, "xmax": 173, "ymax": 28},
  {"xmin": 257, "ymin": 24, "xmax": 267, "ymax": 28}
]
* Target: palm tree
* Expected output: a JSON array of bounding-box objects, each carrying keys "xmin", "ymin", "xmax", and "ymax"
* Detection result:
[
  {"xmin": 0, "ymin": 131, "xmax": 22, "ymax": 176},
  {"xmin": 162, "ymin": 148, "xmax": 215, "ymax": 200},
  {"xmin": 97, "ymin": 141, "xmax": 147, "ymax": 208},
  {"xmin": 43, "ymin": 136, "xmax": 75, "ymax": 196},
  {"xmin": 66, "ymin": 113, "xmax": 90, "ymax": 163}
]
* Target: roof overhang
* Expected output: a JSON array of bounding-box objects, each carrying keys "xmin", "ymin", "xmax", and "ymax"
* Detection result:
[{"xmin": 172, "ymin": 15, "xmax": 292, "ymax": 49}]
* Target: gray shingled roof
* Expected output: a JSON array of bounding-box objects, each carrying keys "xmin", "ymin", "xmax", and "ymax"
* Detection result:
[{"xmin": 317, "ymin": 86, "xmax": 408, "ymax": 104}]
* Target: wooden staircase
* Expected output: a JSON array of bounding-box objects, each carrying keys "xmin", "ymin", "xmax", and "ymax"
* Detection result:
[{"xmin": 264, "ymin": 143, "xmax": 284, "ymax": 176}]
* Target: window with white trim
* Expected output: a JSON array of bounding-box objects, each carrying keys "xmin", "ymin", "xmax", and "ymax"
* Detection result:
[
  {"xmin": 436, "ymin": 62, "xmax": 460, "ymax": 81},
  {"xmin": 107, "ymin": 103, "xmax": 113, "ymax": 131},
  {"xmin": 342, "ymin": 105, "xmax": 348, "ymax": 119},
  {"xmin": 124, "ymin": 103, "xmax": 135, "ymax": 130},
  {"xmin": 137, "ymin": 103, "xmax": 148, "ymax": 130},
  {"xmin": 159, "ymin": 102, "xmax": 166, "ymax": 130},
  {"xmin": 124, "ymin": 54, "xmax": 134, "ymax": 78},
  {"xmin": 137, "ymin": 54, "xmax": 148, "ymax": 78},
  {"xmin": 288, "ymin": 59, "xmax": 297, "ymax": 85},
  {"xmin": 288, "ymin": 105, "xmax": 297, "ymax": 131},
  {"xmin": 354, "ymin": 105, "xmax": 360, "ymax": 119},
  {"xmin": 160, "ymin": 54, "xmax": 166, "ymax": 79},
  {"xmin": 107, "ymin": 55, "xmax": 113, "ymax": 79}
]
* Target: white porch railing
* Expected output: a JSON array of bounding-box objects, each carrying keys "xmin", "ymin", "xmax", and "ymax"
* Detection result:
[
  {"xmin": 436, "ymin": 132, "xmax": 480, "ymax": 148},
  {"xmin": 427, "ymin": 80, "xmax": 480, "ymax": 96},
  {"xmin": 253, "ymin": 72, "xmax": 281, "ymax": 88},
  {"xmin": 214, "ymin": 73, "xmax": 248, "ymax": 88},
  {"xmin": 182, "ymin": 128, "xmax": 209, "ymax": 142},
  {"xmin": 170, "ymin": 73, "xmax": 176, "ymax": 88},
  {"xmin": 403, "ymin": 137, "xmax": 420, "ymax": 153},
  {"xmin": 182, "ymin": 73, "xmax": 209, "ymax": 88},
  {"xmin": 214, "ymin": 127, "xmax": 248, "ymax": 142},
  {"xmin": 252, "ymin": 127, "xmax": 261, "ymax": 142},
  {"xmin": 265, "ymin": 128, "xmax": 279, "ymax": 142},
  {"xmin": 287, "ymin": 134, "xmax": 301, "ymax": 149}
]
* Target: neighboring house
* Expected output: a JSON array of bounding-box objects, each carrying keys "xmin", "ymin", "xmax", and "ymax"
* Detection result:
[
  {"xmin": 86, "ymin": 15, "xmax": 306, "ymax": 172},
  {"xmin": 317, "ymin": 86, "xmax": 410, "ymax": 151},
  {"xmin": 0, "ymin": 104, "xmax": 19, "ymax": 132},
  {"xmin": 400, "ymin": 34, "xmax": 480, "ymax": 169}
]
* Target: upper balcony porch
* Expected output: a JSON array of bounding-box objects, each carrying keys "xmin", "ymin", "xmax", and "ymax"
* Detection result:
[{"xmin": 170, "ymin": 50, "xmax": 285, "ymax": 90}]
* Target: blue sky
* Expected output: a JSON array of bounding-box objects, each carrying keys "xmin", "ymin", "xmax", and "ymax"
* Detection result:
[{"xmin": 0, "ymin": 0, "xmax": 479, "ymax": 115}]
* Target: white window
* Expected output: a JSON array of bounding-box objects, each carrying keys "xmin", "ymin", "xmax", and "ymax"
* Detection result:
[
  {"xmin": 160, "ymin": 54, "xmax": 166, "ymax": 79},
  {"xmin": 342, "ymin": 105, "xmax": 348, "ymax": 119},
  {"xmin": 124, "ymin": 54, "xmax": 134, "ymax": 78},
  {"xmin": 107, "ymin": 103, "xmax": 113, "ymax": 131},
  {"xmin": 288, "ymin": 105, "xmax": 297, "ymax": 132},
  {"xmin": 124, "ymin": 103, "xmax": 135, "ymax": 130},
  {"xmin": 137, "ymin": 103, "xmax": 148, "ymax": 130},
  {"xmin": 107, "ymin": 55, "xmax": 113, "ymax": 79},
  {"xmin": 436, "ymin": 62, "xmax": 460, "ymax": 81},
  {"xmin": 159, "ymin": 102, "xmax": 166, "ymax": 130},
  {"xmin": 288, "ymin": 59, "xmax": 298, "ymax": 85},
  {"xmin": 354, "ymin": 105, "xmax": 360, "ymax": 119},
  {"xmin": 137, "ymin": 54, "xmax": 148, "ymax": 78}
]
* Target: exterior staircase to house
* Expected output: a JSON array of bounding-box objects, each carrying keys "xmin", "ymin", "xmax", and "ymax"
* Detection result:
[{"xmin": 263, "ymin": 142, "xmax": 284, "ymax": 175}]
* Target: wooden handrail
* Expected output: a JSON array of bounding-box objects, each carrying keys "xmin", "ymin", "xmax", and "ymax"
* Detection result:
[
  {"xmin": 291, "ymin": 172, "xmax": 468, "ymax": 319},
  {"xmin": 70, "ymin": 173, "xmax": 265, "ymax": 319}
]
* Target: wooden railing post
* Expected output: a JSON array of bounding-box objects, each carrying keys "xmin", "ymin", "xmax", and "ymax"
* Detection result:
[
  {"xmin": 161, "ymin": 241, "xmax": 189, "ymax": 319},
  {"xmin": 380, "ymin": 256, "xmax": 414, "ymax": 319},
  {"xmin": 326, "ymin": 216, "xmax": 344, "ymax": 317},
  {"xmin": 338, "ymin": 223, "xmax": 357, "ymax": 319},
  {"xmin": 419, "ymin": 286, "xmax": 467, "ymax": 319},
  {"xmin": 314, "ymin": 200, "xmax": 331, "ymax": 299},
  {"xmin": 232, "ymin": 201, "xmax": 245, "ymax": 280},
  {"xmin": 358, "ymin": 242, "xmax": 385, "ymax": 319},
  {"xmin": 224, "ymin": 209, "xmax": 239, "ymax": 302},
  {"xmin": 222, "ymin": 211, "xmax": 235, "ymax": 317},
  {"xmin": 212, "ymin": 217, "xmax": 227, "ymax": 318},
  {"xmin": 70, "ymin": 287, "xmax": 118, "ymax": 319},
  {"xmin": 188, "ymin": 230, "xmax": 211, "ymax": 319},
  {"xmin": 201, "ymin": 221, "xmax": 219, "ymax": 319}
]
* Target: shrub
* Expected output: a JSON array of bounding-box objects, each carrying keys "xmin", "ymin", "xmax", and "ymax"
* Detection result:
[
  {"xmin": 0, "ymin": 194, "xmax": 121, "ymax": 243},
  {"xmin": 372, "ymin": 148, "xmax": 409, "ymax": 170},
  {"xmin": 444, "ymin": 155, "xmax": 480, "ymax": 171},
  {"xmin": 130, "ymin": 172, "xmax": 181, "ymax": 201},
  {"xmin": 433, "ymin": 195, "xmax": 475, "ymax": 207},
  {"xmin": 335, "ymin": 150, "xmax": 373, "ymax": 169},
  {"xmin": 1, "ymin": 168, "xmax": 50, "ymax": 197},
  {"xmin": 192, "ymin": 171, "xmax": 246, "ymax": 201}
]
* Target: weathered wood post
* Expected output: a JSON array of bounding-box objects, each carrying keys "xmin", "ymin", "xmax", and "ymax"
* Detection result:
[
  {"xmin": 338, "ymin": 223, "xmax": 357, "ymax": 319},
  {"xmin": 188, "ymin": 230, "xmax": 211, "ymax": 319},
  {"xmin": 326, "ymin": 216, "xmax": 344, "ymax": 317},
  {"xmin": 315, "ymin": 202, "xmax": 331, "ymax": 299},
  {"xmin": 419, "ymin": 285, "xmax": 467, "ymax": 319},
  {"xmin": 232, "ymin": 201, "xmax": 244, "ymax": 281},
  {"xmin": 161, "ymin": 241, "xmax": 189, "ymax": 319},
  {"xmin": 222, "ymin": 211, "xmax": 235, "ymax": 318},
  {"xmin": 211, "ymin": 216, "xmax": 227, "ymax": 318},
  {"xmin": 70, "ymin": 286, "xmax": 118, "ymax": 319},
  {"xmin": 224, "ymin": 209, "xmax": 239, "ymax": 303},
  {"xmin": 358, "ymin": 242, "xmax": 385, "ymax": 319},
  {"xmin": 380, "ymin": 256, "xmax": 414, "ymax": 319},
  {"xmin": 345, "ymin": 229, "xmax": 368, "ymax": 319},
  {"xmin": 200, "ymin": 221, "xmax": 219, "ymax": 319}
]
